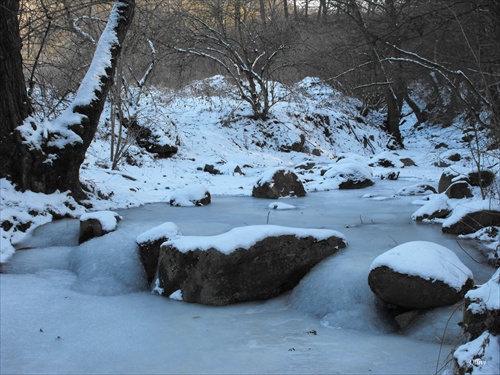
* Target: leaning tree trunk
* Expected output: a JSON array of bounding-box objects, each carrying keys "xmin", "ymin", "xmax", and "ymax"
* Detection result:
[
  {"xmin": 0, "ymin": 0, "xmax": 135, "ymax": 201},
  {"xmin": 0, "ymin": 0, "xmax": 32, "ymax": 181}
]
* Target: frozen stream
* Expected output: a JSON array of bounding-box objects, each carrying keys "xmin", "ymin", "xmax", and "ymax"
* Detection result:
[{"xmin": 1, "ymin": 180, "xmax": 494, "ymax": 374}]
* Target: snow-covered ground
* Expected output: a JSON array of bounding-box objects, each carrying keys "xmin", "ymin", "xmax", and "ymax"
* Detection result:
[{"xmin": 1, "ymin": 77, "xmax": 499, "ymax": 374}]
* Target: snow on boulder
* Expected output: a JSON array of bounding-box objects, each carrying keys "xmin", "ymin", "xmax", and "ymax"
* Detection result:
[
  {"xmin": 454, "ymin": 331, "xmax": 500, "ymax": 375},
  {"xmin": 79, "ymin": 211, "xmax": 122, "ymax": 244},
  {"xmin": 155, "ymin": 225, "xmax": 347, "ymax": 305},
  {"xmin": 169, "ymin": 185, "xmax": 211, "ymax": 207},
  {"xmin": 136, "ymin": 222, "xmax": 181, "ymax": 284},
  {"xmin": 463, "ymin": 268, "xmax": 500, "ymax": 340},
  {"xmin": 368, "ymin": 241, "xmax": 474, "ymax": 309},
  {"xmin": 369, "ymin": 151, "xmax": 404, "ymax": 168},
  {"xmin": 411, "ymin": 194, "xmax": 451, "ymax": 222},
  {"xmin": 323, "ymin": 160, "xmax": 374, "ymax": 189},
  {"xmin": 252, "ymin": 168, "xmax": 306, "ymax": 199},
  {"xmin": 442, "ymin": 200, "xmax": 500, "ymax": 235},
  {"xmin": 397, "ymin": 183, "xmax": 437, "ymax": 196}
]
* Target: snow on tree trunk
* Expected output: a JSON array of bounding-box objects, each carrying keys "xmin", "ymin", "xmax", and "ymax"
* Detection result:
[{"xmin": 0, "ymin": 1, "xmax": 135, "ymax": 201}]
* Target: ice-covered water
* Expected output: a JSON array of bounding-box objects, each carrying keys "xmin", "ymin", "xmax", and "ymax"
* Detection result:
[{"xmin": 1, "ymin": 180, "xmax": 495, "ymax": 374}]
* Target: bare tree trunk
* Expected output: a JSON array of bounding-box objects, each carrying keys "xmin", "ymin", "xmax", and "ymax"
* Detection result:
[
  {"xmin": 283, "ymin": 0, "xmax": 289, "ymax": 19},
  {"xmin": 0, "ymin": 0, "xmax": 135, "ymax": 200},
  {"xmin": 0, "ymin": 0, "xmax": 33, "ymax": 181},
  {"xmin": 259, "ymin": 0, "xmax": 267, "ymax": 26}
]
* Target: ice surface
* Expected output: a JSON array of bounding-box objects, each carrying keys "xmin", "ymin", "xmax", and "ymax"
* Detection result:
[
  {"xmin": 369, "ymin": 241, "xmax": 473, "ymax": 290},
  {"xmin": 1, "ymin": 182, "xmax": 496, "ymax": 374}
]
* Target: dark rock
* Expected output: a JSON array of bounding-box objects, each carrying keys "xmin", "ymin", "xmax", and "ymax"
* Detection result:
[
  {"xmin": 324, "ymin": 162, "xmax": 374, "ymax": 190},
  {"xmin": 438, "ymin": 170, "xmax": 462, "ymax": 193},
  {"xmin": 368, "ymin": 266, "xmax": 473, "ymax": 310},
  {"xmin": 435, "ymin": 142, "xmax": 448, "ymax": 149},
  {"xmin": 339, "ymin": 178, "xmax": 374, "ymax": 189},
  {"xmin": 447, "ymin": 153, "xmax": 461, "ymax": 162},
  {"xmin": 380, "ymin": 171, "xmax": 400, "ymax": 180},
  {"xmin": 134, "ymin": 122, "xmax": 178, "ymax": 158},
  {"xmin": 312, "ymin": 148, "xmax": 322, "ymax": 156},
  {"xmin": 413, "ymin": 208, "xmax": 451, "ymax": 222},
  {"xmin": 170, "ymin": 190, "xmax": 211, "ymax": 207},
  {"xmin": 445, "ymin": 181, "xmax": 473, "ymax": 199},
  {"xmin": 400, "ymin": 158, "xmax": 417, "ymax": 167},
  {"xmin": 295, "ymin": 162, "xmax": 315, "ymax": 171},
  {"xmin": 439, "ymin": 169, "xmax": 495, "ymax": 194},
  {"xmin": 136, "ymin": 223, "xmax": 181, "ymax": 284},
  {"xmin": 156, "ymin": 227, "xmax": 347, "ymax": 305},
  {"xmin": 280, "ymin": 134, "xmax": 306, "ymax": 153},
  {"xmin": 233, "ymin": 166, "xmax": 245, "ymax": 175},
  {"xmin": 443, "ymin": 210, "xmax": 500, "ymax": 235},
  {"xmin": 79, "ymin": 212, "xmax": 121, "ymax": 244},
  {"xmin": 468, "ymin": 170, "xmax": 495, "ymax": 189},
  {"xmin": 252, "ymin": 169, "xmax": 306, "ymax": 199},
  {"xmin": 434, "ymin": 161, "xmax": 451, "ymax": 168},
  {"xmin": 204, "ymin": 164, "xmax": 221, "ymax": 175}
]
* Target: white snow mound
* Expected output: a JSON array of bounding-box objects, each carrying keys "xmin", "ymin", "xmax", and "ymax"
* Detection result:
[{"xmin": 370, "ymin": 241, "xmax": 473, "ymax": 291}]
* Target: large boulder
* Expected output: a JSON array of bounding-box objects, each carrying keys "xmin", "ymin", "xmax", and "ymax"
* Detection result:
[
  {"xmin": 156, "ymin": 225, "xmax": 347, "ymax": 305},
  {"xmin": 368, "ymin": 241, "xmax": 474, "ymax": 309},
  {"xmin": 79, "ymin": 211, "xmax": 122, "ymax": 244},
  {"xmin": 445, "ymin": 181, "xmax": 473, "ymax": 199},
  {"xmin": 442, "ymin": 201, "xmax": 500, "ymax": 235},
  {"xmin": 252, "ymin": 168, "xmax": 306, "ymax": 199},
  {"xmin": 136, "ymin": 222, "xmax": 181, "ymax": 284},
  {"xmin": 323, "ymin": 160, "xmax": 374, "ymax": 190},
  {"xmin": 438, "ymin": 168, "xmax": 495, "ymax": 194},
  {"xmin": 438, "ymin": 168, "xmax": 466, "ymax": 193}
]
